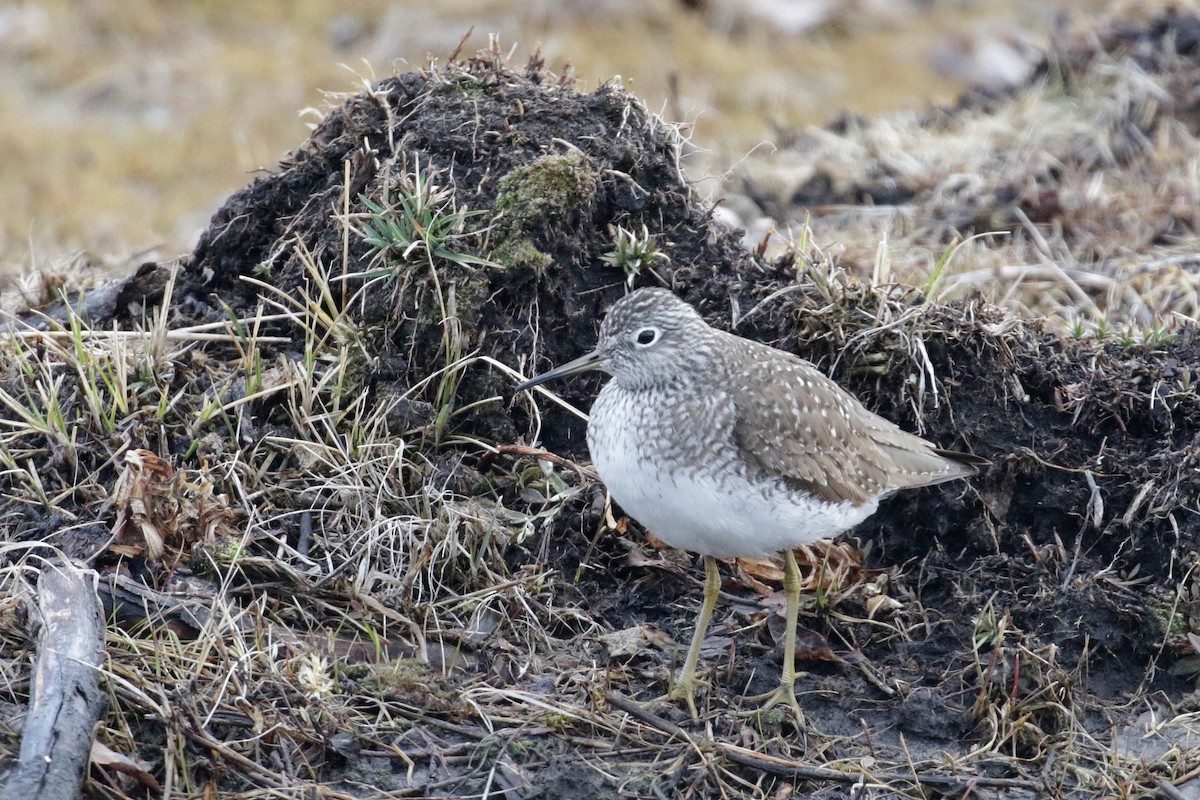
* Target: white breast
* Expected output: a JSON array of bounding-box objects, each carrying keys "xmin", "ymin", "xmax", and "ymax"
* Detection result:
[{"xmin": 586, "ymin": 383, "xmax": 878, "ymax": 559}]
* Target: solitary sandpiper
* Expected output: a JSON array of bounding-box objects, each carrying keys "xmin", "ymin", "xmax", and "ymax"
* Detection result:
[{"xmin": 515, "ymin": 287, "xmax": 983, "ymax": 721}]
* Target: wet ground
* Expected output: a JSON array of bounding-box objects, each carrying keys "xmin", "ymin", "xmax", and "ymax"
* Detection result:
[{"xmin": 5, "ymin": 12, "xmax": 1200, "ymax": 799}]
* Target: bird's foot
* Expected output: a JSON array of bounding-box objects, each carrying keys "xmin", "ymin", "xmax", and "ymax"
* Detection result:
[
  {"xmin": 665, "ymin": 670, "xmax": 707, "ymax": 719},
  {"xmin": 741, "ymin": 680, "xmax": 805, "ymax": 729}
]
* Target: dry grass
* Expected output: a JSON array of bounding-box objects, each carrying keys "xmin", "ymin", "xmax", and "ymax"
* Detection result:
[
  {"xmin": 0, "ymin": 235, "xmax": 1196, "ymax": 796},
  {"xmin": 0, "ymin": 196, "xmax": 1185, "ymax": 795},
  {"xmin": 733, "ymin": 6, "xmax": 1200, "ymax": 335},
  {"xmin": 0, "ymin": 0, "xmax": 1106, "ymax": 272},
  {"xmin": 1, "ymin": 19, "xmax": 1198, "ymax": 797},
  {"xmin": 0, "ymin": 222, "xmax": 594, "ymax": 796}
]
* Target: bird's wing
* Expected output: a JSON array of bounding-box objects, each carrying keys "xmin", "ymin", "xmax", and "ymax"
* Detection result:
[
  {"xmin": 729, "ymin": 343, "xmax": 977, "ymax": 506},
  {"xmin": 859, "ymin": 413, "xmax": 985, "ymax": 488}
]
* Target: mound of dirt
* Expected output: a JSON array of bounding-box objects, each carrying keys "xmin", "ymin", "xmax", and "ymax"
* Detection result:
[
  {"xmin": 182, "ymin": 50, "xmax": 751, "ymax": 455},
  {"xmin": 4, "ymin": 16, "xmax": 1200, "ymax": 800},
  {"xmin": 732, "ymin": 5, "xmax": 1200, "ymax": 327}
]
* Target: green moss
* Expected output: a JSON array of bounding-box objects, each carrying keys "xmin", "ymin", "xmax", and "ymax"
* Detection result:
[
  {"xmin": 487, "ymin": 151, "xmax": 598, "ymax": 272},
  {"xmin": 447, "ymin": 271, "xmax": 493, "ymax": 325},
  {"xmin": 1149, "ymin": 586, "xmax": 1188, "ymax": 637},
  {"xmin": 340, "ymin": 759, "xmax": 400, "ymax": 789},
  {"xmin": 490, "ymin": 237, "xmax": 553, "ymax": 273},
  {"xmin": 495, "ymin": 151, "xmax": 598, "ymax": 236},
  {"xmin": 360, "ymin": 659, "xmax": 461, "ymax": 709}
]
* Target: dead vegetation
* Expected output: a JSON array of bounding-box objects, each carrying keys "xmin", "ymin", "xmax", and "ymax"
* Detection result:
[
  {"xmin": 0, "ymin": 0, "xmax": 1104, "ymax": 266},
  {"xmin": 2, "ymin": 11, "xmax": 1200, "ymax": 799},
  {"xmin": 735, "ymin": 5, "xmax": 1200, "ymax": 339}
]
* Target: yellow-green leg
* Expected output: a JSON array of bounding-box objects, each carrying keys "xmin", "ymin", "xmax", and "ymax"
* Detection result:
[
  {"xmin": 747, "ymin": 548, "xmax": 805, "ymax": 726},
  {"xmin": 668, "ymin": 554, "xmax": 720, "ymax": 719}
]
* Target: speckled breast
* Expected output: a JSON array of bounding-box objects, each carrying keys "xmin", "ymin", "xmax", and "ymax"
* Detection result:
[{"xmin": 585, "ymin": 380, "xmax": 878, "ymax": 558}]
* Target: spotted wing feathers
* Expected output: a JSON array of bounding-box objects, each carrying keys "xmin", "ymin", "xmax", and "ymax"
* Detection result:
[{"xmin": 729, "ymin": 341, "xmax": 982, "ymax": 506}]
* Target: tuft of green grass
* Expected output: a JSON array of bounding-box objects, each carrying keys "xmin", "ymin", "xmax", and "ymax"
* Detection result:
[
  {"xmin": 353, "ymin": 157, "xmax": 495, "ymax": 276},
  {"xmin": 1142, "ymin": 320, "xmax": 1176, "ymax": 347},
  {"xmin": 600, "ymin": 223, "xmax": 667, "ymax": 285},
  {"xmin": 1062, "ymin": 315, "xmax": 1178, "ymax": 348}
]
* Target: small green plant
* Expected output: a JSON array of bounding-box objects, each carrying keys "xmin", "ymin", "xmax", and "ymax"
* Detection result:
[
  {"xmin": 973, "ymin": 597, "xmax": 1011, "ymax": 652},
  {"xmin": 1062, "ymin": 315, "xmax": 1177, "ymax": 348},
  {"xmin": 1142, "ymin": 320, "xmax": 1176, "ymax": 347},
  {"xmin": 601, "ymin": 223, "xmax": 667, "ymax": 285},
  {"xmin": 1078, "ymin": 317, "xmax": 1180, "ymax": 349},
  {"xmin": 0, "ymin": 335, "xmax": 75, "ymax": 460},
  {"xmin": 922, "ymin": 231, "xmax": 1003, "ymax": 301},
  {"xmin": 353, "ymin": 157, "xmax": 494, "ymax": 274}
]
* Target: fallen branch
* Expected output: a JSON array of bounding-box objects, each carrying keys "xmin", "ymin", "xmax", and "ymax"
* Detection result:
[{"xmin": 1, "ymin": 561, "xmax": 106, "ymax": 800}]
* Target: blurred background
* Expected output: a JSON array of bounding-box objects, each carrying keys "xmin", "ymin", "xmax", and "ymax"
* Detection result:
[{"xmin": 0, "ymin": 0, "xmax": 1111, "ymax": 276}]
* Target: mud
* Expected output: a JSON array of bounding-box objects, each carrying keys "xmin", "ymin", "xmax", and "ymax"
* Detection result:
[{"xmin": 6, "ymin": 18, "xmax": 1200, "ymax": 800}]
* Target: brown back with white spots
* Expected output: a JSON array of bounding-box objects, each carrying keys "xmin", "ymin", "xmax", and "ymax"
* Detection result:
[{"xmin": 724, "ymin": 333, "xmax": 983, "ymax": 506}]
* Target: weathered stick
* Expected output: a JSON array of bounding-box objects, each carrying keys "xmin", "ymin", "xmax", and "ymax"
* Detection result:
[{"xmin": 0, "ymin": 562, "xmax": 106, "ymax": 800}]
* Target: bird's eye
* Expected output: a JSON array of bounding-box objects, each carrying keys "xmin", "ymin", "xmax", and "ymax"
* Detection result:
[{"xmin": 635, "ymin": 327, "xmax": 659, "ymax": 346}]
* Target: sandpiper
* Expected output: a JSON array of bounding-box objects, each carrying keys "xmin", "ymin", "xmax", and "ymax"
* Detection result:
[{"xmin": 515, "ymin": 287, "xmax": 983, "ymax": 721}]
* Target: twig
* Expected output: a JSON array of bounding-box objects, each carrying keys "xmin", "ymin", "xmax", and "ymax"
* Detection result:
[
  {"xmin": 492, "ymin": 444, "xmax": 600, "ymax": 482},
  {"xmin": 716, "ymin": 742, "xmax": 1039, "ymax": 791},
  {"xmin": 5, "ymin": 327, "xmax": 290, "ymax": 344},
  {"xmin": 604, "ymin": 692, "xmax": 694, "ymax": 744},
  {"xmin": 392, "ymin": 704, "xmax": 491, "ymax": 740},
  {"xmin": 1157, "ymin": 779, "xmax": 1189, "ymax": 800},
  {"xmin": 603, "ymin": 692, "xmax": 1040, "ymax": 792}
]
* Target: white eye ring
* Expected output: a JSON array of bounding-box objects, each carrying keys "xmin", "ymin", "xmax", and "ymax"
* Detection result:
[{"xmin": 635, "ymin": 327, "xmax": 659, "ymax": 347}]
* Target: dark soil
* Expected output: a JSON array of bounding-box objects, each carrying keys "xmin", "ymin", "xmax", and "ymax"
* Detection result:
[{"xmin": 5, "ymin": 17, "xmax": 1200, "ymax": 800}]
